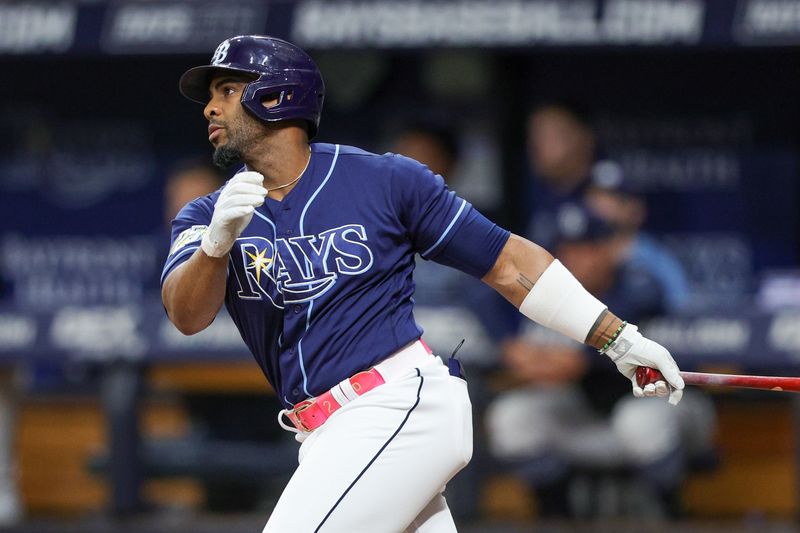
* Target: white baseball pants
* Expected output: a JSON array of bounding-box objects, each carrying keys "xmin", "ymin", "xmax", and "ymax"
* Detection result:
[{"xmin": 264, "ymin": 343, "xmax": 473, "ymax": 532}]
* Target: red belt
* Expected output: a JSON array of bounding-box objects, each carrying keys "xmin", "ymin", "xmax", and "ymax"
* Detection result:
[
  {"xmin": 284, "ymin": 368, "xmax": 386, "ymax": 432},
  {"xmin": 280, "ymin": 340, "xmax": 433, "ymax": 433}
]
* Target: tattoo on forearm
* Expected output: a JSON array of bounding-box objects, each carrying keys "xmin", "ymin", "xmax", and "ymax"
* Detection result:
[{"xmin": 517, "ymin": 273, "xmax": 535, "ymax": 292}]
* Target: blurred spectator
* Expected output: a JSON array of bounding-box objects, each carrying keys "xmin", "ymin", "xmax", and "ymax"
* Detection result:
[
  {"xmin": 524, "ymin": 102, "xmax": 595, "ymax": 249},
  {"xmin": 585, "ymin": 160, "xmax": 689, "ymax": 312},
  {"xmin": 164, "ymin": 159, "xmax": 227, "ymax": 229},
  {"xmin": 525, "ymin": 102, "xmax": 689, "ymax": 311},
  {"xmin": 390, "ymin": 120, "xmax": 459, "ymax": 179},
  {"xmin": 486, "ymin": 202, "xmax": 715, "ymax": 518},
  {"xmin": 148, "ymin": 160, "xmax": 227, "ymax": 292}
]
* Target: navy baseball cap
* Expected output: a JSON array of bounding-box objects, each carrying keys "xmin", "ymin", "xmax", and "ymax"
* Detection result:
[
  {"xmin": 553, "ymin": 202, "xmax": 616, "ymax": 244},
  {"xmin": 589, "ymin": 159, "xmax": 641, "ymax": 197}
]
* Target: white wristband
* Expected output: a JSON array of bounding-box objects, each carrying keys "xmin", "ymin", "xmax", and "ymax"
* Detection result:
[{"xmin": 519, "ymin": 259, "xmax": 607, "ymax": 344}]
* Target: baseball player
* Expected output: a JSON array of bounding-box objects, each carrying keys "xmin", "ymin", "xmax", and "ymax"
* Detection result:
[{"xmin": 162, "ymin": 35, "xmax": 684, "ymax": 532}]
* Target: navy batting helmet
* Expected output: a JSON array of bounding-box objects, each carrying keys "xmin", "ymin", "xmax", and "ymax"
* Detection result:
[{"xmin": 179, "ymin": 35, "xmax": 325, "ymax": 139}]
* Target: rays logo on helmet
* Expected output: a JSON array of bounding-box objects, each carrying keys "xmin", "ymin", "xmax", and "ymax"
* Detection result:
[
  {"xmin": 211, "ymin": 40, "xmax": 230, "ymax": 65},
  {"xmin": 230, "ymin": 224, "xmax": 374, "ymax": 308}
]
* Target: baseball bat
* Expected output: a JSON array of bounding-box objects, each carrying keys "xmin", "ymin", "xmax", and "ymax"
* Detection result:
[{"xmin": 636, "ymin": 367, "xmax": 800, "ymax": 393}]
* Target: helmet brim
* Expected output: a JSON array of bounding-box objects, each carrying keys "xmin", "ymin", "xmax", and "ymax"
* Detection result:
[{"xmin": 179, "ymin": 65, "xmax": 259, "ymax": 103}]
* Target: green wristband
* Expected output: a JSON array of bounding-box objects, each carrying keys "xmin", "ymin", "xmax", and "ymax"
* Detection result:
[{"xmin": 599, "ymin": 321, "xmax": 627, "ymax": 354}]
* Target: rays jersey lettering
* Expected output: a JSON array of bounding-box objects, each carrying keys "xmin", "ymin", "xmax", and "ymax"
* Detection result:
[{"xmin": 230, "ymin": 224, "xmax": 373, "ymax": 307}]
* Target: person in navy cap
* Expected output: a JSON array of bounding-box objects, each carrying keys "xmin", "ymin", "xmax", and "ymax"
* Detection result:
[
  {"xmin": 585, "ymin": 159, "xmax": 690, "ymax": 312},
  {"xmin": 486, "ymin": 201, "xmax": 715, "ymax": 518}
]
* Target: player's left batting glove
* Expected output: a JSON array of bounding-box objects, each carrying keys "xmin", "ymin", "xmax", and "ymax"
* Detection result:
[
  {"xmin": 201, "ymin": 171, "xmax": 266, "ymax": 257},
  {"xmin": 602, "ymin": 323, "xmax": 684, "ymax": 405}
]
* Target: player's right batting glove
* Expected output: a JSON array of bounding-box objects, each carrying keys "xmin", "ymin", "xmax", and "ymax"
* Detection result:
[
  {"xmin": 602, "ymin": 323, "xmax": 684, "ymax": 405},
  {"xmin": 201, "ymin": 171, "xmax": 267, "ymax": 257}
]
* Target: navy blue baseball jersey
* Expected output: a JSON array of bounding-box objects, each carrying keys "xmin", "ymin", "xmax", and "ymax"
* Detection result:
[{"xmin": 162, "ymin": 143, "xmax": 509, "ymax": 407}]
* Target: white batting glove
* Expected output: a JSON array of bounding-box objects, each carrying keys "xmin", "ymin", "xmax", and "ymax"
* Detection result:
[
  {"xmin": 603, "ymin": 323, "xmax": 684, "ymax": 405},
  {"xmin": 200, "ymin": 171, "xmax": 267, "ymax": 257}
]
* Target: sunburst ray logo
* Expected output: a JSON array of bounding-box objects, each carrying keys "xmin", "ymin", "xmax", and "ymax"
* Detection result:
[{"xmin": 245, "ymin": 248, "xmax": 272, "ymax": 284}]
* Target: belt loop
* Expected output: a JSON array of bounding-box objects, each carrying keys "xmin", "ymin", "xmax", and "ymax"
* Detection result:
[
  {"xmin": 329, "ymin": 384, "xmax": 349, "ymax": 406},
  {"xmin": 338, "ymin": 378, "xmax": 358, "ymax": 401},
  {"xmin": 277, "ymin": 409, "xmax": 300, "ymax": 434}
]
